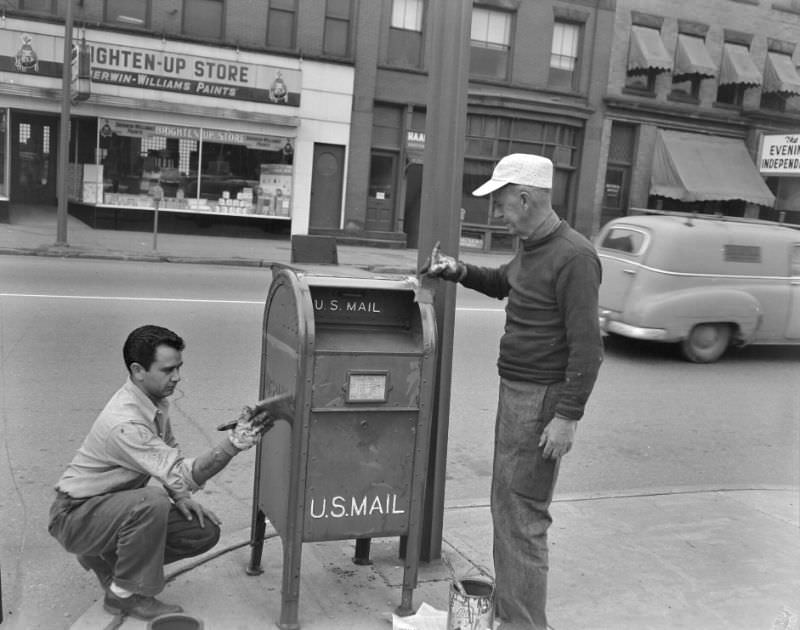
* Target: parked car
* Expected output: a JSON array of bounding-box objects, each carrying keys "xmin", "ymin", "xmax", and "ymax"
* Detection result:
[{"xmin": 595, "ymin": 212, "xmax": 800, "ymax": 362}]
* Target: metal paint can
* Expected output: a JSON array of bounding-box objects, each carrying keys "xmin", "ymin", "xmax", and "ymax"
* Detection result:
[
  {"xmin": 147, "ymin": 613, "xmax": 204, "ymax": 630},
  {"xmin": 447, "ymin": 576, "xmax": 495, "ymax": 630}
]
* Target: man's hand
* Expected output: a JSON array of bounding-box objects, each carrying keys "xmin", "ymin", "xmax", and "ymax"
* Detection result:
[
  {"xmin": 419, "ymin": 241, "xmax": 466, "ymax": 282},
  {"xmin": 539, "ymin": 416, "xmax": 577, "ymax": 460},
  {"xmin": 174, "ymin": 497, "xmax": 221, "ymax": 528},
  {"xmin": 228, "ymin": 406, "xmax": 272, "ymax": 451}
]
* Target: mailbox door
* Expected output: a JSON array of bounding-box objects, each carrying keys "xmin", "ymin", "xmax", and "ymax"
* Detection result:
[
  {"xmin": 255, "ymin": 269, "xmax": 312, "ymax": 538},
  {"xmin": 303, "ymin": 410, "xmax": 417, "ymax": 540}
]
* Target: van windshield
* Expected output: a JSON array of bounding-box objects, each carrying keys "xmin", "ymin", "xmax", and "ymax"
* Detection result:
[{"xmin": 600, "ymin": 227, "xmax": 647, "ymax": 254}]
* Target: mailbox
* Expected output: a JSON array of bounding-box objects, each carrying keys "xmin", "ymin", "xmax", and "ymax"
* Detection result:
[{"xmin": 248, "ymin": 266, "xmax": 437, "ymax": 630}]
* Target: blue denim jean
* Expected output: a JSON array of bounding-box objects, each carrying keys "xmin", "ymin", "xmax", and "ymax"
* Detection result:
[
  {"xmin": 491, "ymin": 378, "xmax": 562, "ymax": 630},
  {"xmin": 48, "ymin": 485, "xmax": 220, "ymax": 596}
]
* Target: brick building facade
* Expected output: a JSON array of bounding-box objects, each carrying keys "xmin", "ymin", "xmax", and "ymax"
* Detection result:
[{"xmin": 1, "ymin": 1, "xmax": 796, "ymax": 250}]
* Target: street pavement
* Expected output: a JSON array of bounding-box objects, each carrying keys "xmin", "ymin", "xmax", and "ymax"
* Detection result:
[{"xmin": 1, "ymin": 204, "xmax": 799, "ymax": 630}]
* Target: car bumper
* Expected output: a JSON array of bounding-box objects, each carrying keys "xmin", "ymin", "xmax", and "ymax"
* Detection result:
[{"xmin": 599, "ymin": 313, "xmax": 670, "ymax": 341}]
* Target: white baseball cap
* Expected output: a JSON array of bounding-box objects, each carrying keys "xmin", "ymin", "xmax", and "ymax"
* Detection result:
[{"xmin": 472, "ymin": 153, "xmax": 554, "ymax": 197}]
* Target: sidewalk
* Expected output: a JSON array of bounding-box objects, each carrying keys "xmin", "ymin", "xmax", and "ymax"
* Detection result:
[
  {"xmin": 2, "ymin": 205, "xmax": 799, "ymax": 630},
  {"xmin": 0, "ymin": 203, "xmax": 512, "ymax": 270}
]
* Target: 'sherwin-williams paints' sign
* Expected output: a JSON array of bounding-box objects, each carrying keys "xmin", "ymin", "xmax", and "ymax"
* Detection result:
[{"xmin": 1, "ymin": 28, "xmax": 300, "ymax": 107}]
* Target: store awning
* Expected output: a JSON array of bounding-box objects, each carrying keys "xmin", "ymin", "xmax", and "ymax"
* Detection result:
[
  {"xmin": 762, "ymin": 52, "xmax": 800, "ymax": 95},
  {"xmin": 628, "ymin": 26, "xmax": 672, "ymax": 75},
  {"xmin": 650, "ymin": 130, "xmax": 775, "ymax": 207},
  {"xmin": 718, "ymin": 43, "xmax": 762, "ymax": 87},
  {"xmin": 673, "ymin": 34, "xmax": 716, "ymax": 81}
]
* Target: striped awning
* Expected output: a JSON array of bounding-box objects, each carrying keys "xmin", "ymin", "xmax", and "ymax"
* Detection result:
[
  {"xmin": 762, "ymin": 52, "xmax": 800, "ymax": 96},
  {"xmin": 628, "ymin": 26, "xmax": 672, "ymax": 75},
  {"xmin": 673, "ymin": 34, "xmax": 716, "ymax": 81},
  {"xmin": 650, "ymin": 130, "xmax": 775, "ymax": 207},
  {"xmin": 718, "ymin": 43, "xmax": 762, "ymax": 87}
]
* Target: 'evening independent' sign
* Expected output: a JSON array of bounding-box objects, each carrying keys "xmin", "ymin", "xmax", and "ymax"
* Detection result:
[{"xmin": 759, "ymin": 134, "xmax": 800, "ymax": 175}]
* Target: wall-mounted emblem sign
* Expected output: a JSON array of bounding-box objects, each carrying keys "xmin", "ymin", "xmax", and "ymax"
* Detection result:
[{"xmin": 14, "ymin": 33, "xmax": 39, "ymax": 73}]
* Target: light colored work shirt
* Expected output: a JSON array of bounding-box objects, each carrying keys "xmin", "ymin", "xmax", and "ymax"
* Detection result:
[{"xmin": 56, "ymin": 378, "xmax": 199, "ymax": 501}]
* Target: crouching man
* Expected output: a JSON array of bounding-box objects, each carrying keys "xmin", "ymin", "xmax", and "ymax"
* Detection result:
[{"xmin": 48, "ymin": 324, "xmax": 274, "ymax": 620}]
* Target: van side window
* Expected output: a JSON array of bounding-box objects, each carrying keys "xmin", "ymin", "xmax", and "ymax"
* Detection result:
[
  {"xmin": 724, "ymin": 244, "xmax": 761, "ymax": 263},
  {"xmin": 600, "ymin": 228, "xmax": 645, "ymax": 254},
  {"xmin": 792, "ymin": 245, "xmax": 800, "ymax": 276}
]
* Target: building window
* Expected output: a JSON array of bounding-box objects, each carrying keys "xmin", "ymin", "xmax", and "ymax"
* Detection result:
[
  {"xmin": 549, "ymin": 21, "xmax": 581, "ymax": 91},
  {"xmin": 759, "ymin": 52, "xmax": 800, "ymax": 112},
  {"xmin": 20, "ymin": 0, "xmax": 55, "ymax": 12},
  {"xmin": 388, "ymin": 0, "xmax": 424, "ymax": 68},
  {"xmin": 105, "ymin": 0, "xmax": 149, "ymax": 28},
  {"xmin": 602, "ymin": 122, "xmax": 636, "ymax": 226},
  {"xmin": 182, "ymin": 0, "xmax": 223, "ymax": 40},
  {"xmin": 625, "ymin": 26, "xmax": 672, "ymax": 93},
  {"xmin": 96, "ymin": 118, "xmax": 293, "ymax": 216},
  {"xmin": 716, "ymin": 43, "xmax": 760, "ymax": 106},
  {"xmin": 267, "ymin": 0, "xmax": 297, "ymax": 50},
  {"xmin": 324, "ymin": 0, "xmax": 352, "ymax": 57},
  {"xmin": 462, "ymin": 115, "xmax": 579, "ymax": 226},
  {"xmin": 670, "ymin": 34, "xmax": 716, "ymax": 101},
  {"xmin": 470, "ymin": 7, "xmax": 512, "ymax": 80}
]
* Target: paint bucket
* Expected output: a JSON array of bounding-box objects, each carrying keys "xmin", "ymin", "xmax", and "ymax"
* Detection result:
[
  {"xmin": 147, "ymin": 613, "xmax": 204, "ymax": 630},
  {"xmin": 446, "ymin": 575, "xmax": 495, "ymax": 630}
]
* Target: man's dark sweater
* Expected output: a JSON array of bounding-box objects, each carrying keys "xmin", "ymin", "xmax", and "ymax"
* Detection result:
[{"xmin": 461, "ymin": 220, "xmax": 603, "ymax": 420}]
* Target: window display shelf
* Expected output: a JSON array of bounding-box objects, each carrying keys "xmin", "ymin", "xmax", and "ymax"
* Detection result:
[{"xmin": 94, "ymin": 203, "xmax": 291, "ymax": 220}]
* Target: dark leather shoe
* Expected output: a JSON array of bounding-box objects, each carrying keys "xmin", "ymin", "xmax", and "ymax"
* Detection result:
[
  {"xmin": 103, "ymin": 592, "xmax": 183, "ymax": 620},
  {"xmin": 77, "ymin": 555, "xmax": 113, "ymax": 589}
]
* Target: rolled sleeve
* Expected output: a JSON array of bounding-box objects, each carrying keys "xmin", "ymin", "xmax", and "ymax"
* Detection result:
[{"xmin": 105, "ymin": 424, "xmax": 201, "ymax": 500}]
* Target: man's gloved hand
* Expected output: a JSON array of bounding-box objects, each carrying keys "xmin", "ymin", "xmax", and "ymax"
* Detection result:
[
  {"xmin": 228, "ymin": 406, "xmax": 272, "ymax": 451},
  {"xmin": 419, "ymin": 240, "xmax": 467, "ymax": 282}
]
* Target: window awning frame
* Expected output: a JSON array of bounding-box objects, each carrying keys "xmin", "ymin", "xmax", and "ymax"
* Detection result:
[
  {"xmin": 650, "ymin": 130, "xmax": 775, "ymax": 207},
  {"xmin": 628, "ymin": 25, "xmax": 673, "ymax": 76},
  {"xmin": 762, "ymin": 51, "xmax": 800, "ymax": 96},
  {"xmin": 673, "ymin": 34, "xmax": 717, "ymax": 81},
  {"xmin": 718, "ymin": 43, "xmax": 762, "ymax": 87}
]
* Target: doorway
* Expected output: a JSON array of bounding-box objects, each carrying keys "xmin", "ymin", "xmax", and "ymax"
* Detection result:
[
  {"xmin": 309, "ymin": 143, "xmax": 345, "ymax": 231},
  {"xmin": 366, "ymin": 151, "xmax": 397, "ymax": 232},
  {"xmin": 10, "ymin": 112, "xmax": 59, "ymax": 205}
]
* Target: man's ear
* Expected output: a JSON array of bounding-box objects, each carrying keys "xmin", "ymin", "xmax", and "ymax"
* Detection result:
[{"xmin": 130, "ymin": 362, "xmax": 146, "ymax": 381}]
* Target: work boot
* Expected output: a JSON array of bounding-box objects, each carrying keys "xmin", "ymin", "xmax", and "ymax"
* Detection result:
[
  {"xmin": 77, "ymin": 554, "xmax": 113, "ymax": 589},
  {"xmin": 103, "ymin": 592, "xmax": 183, "ymax": 620}
]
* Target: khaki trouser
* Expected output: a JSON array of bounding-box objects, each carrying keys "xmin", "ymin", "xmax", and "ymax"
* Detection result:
[{"xmin": 48, "ymin": 485, "xmax": 219, "ymax": 596}]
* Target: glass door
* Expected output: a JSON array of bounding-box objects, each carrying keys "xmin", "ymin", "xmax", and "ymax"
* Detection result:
[{"xmin": 10, "ymin": 112, "xmax": 58, "ymax": 204}]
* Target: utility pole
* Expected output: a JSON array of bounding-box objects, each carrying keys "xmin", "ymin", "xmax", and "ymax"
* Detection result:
[
  {"xmin": 56, "ymin": 0, "xmax": 74, "ymax": 246},
  {"xmin": 417, "ymin": 0, "xmax": 471, "ymax": 561}
]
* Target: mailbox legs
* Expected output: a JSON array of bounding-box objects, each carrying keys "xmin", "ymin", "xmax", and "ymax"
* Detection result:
[
  {"xmin": 278, "ymin": 539, "xmax": 303, "ymax": 630},
  {"xmin": 353, "ymin": 538, "xmax": 372, "ymax": 565},
  {"xmin": 247, "ymin": 508, "xmax": 267, "ymax": 576}
]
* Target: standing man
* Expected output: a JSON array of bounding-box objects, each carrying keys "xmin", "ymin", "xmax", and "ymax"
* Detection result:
[
  {"xmin": 423, "ymin": 154, "xmax": 603, "ymax": 629},
  {"xmin": 48, "ymin": 325, "xmax": 278, "ymax": 621}
]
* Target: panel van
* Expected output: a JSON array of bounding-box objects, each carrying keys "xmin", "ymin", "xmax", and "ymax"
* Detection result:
[{"xmin": 595, "ymin": 212, "xmax": 800, "ymax": 362}]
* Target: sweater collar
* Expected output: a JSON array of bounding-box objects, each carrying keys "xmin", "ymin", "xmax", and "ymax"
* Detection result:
[{"xmin": 521, "ymin": 211, "xmax": 562, "ymax": 250}]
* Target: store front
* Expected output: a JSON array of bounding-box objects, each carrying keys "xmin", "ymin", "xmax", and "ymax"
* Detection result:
[{"xmin": 0, "ymin": 17, "xmax": 353, "ymax": 235}]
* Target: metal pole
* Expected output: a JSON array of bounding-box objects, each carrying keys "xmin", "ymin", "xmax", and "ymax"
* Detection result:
[
  {"xmin": 55, "ymin": 0, "xmax": 73, "ymax": 246},
  {"xmin": 152, "ymin": 198, "xmax": 160, "ymax": 251},
  {"xmin": 416, "ymin": 0, "xmax": 471, "ymax": 561}
]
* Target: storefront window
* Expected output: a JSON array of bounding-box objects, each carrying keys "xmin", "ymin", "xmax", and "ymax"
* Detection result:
[
  {"xmin": 462, "ymin": 115, "xmax": 579, "ymax": 225},
  {"xmin": 84, "ymin": 119, "xmax": 294, "ymax": 217}
]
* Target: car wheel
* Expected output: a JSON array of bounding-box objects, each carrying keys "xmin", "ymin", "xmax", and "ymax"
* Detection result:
[{"xmin": 680, "ymin": 324, "xmax": 732, "ymax": 363}]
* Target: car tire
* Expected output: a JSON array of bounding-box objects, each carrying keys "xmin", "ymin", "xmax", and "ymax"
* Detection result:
[{"xmin": 680, "ymin": 323, "xmax": 732, "ymax": 363}]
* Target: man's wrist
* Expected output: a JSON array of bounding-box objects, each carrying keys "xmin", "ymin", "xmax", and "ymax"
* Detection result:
[{"xmin": 221, "ymin": 436, "xmax": 241, "ymax": 456}]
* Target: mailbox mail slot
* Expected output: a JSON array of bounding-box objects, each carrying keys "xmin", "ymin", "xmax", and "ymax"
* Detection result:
[{"xmin": 248, "ymin": 267, "xmax": 437, "ymax": 630}]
